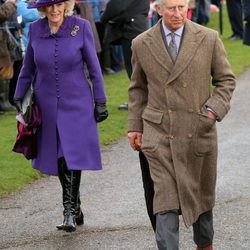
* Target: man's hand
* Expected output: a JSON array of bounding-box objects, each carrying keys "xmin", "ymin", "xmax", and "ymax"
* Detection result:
[
  {"xmin": 128, "ymin": 132, "xmax": 142, "ymax": 151},
  {"xmin": 207, "ymin": 111, "xmax": 216, "ymax": 120}
]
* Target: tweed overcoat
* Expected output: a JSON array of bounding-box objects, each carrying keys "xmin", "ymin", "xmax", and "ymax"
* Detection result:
[
  {"xmin": 15, "ymin": 16, "xmax": 107, "ymax": 176},
  {"xmin": 128, "ymin": 20, "xmax": 236, "ymax": 227}
]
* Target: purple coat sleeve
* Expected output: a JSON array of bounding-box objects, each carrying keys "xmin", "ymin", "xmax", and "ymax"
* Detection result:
[{"xmin": 81, "ymin": 20, "xmax": 107, "ymax": 103}]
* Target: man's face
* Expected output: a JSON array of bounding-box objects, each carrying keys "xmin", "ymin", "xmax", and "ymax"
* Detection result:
[{"xmin": 156, "ymin": 0, "xmax": 188, "ymax": 32}]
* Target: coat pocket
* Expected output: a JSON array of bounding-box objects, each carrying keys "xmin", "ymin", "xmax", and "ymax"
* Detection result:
[
  {"xmin": 141, "ymin": 106, "xmax": 164, "ymax": 152},
  {"xmin": 194, "ymin": 113, "xmax": 217, "ymax": 156}
]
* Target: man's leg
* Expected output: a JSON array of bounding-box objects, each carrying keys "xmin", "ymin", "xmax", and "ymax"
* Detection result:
[
  {"xmin": 139, "ymin": 151, "xmax": 156, "ymax": 231},
  {"xmin": 193, "ymin": 210, "xmax": 214, "ymax": 249},
  {"xmin": 155, "ymin": 210, "xmax": 179, "ymax": 250},
  {"xmin": 121, "ymin": 38, "xmax": 132, "ymax": 79},
  {"xmin": 118, "ymin": 38, "xmax": 133, "ymax": 110},
  {"xmin": 226, "ymin": 0, "xmax": 243, "ymax": 38}
]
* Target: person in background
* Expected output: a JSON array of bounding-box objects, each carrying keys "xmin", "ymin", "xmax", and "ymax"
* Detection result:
[
  {"xmin": 193, "ymin": 0, "xmax": 210, "ymax": 25},
  {"xmin": 76, "ymin": 0, "xmax": 102, "ymax": 54},
  {"xmin": 127, "ymin": 0, "xmax": 236, "ymax": 249},
  {"xmin": 0, "ymin": 0, "xmax": 16, "ymax": 115},
  {"xmin": 187, "ymin": 0, "xmax": 195, "ymax": 20},
  {"xmin": 101, "ymin": 0, "xmax": 150, "ymax": 110},
  {"xmin": 243, "ymin": 0, "xmax": 250, "ymax": 45},
  {"xmin": 8, "ymin": 0, "xmax": 40, "ymax": 105},
  {"xmin": 91, "ymin": 0, "xmax": 116, "ymax": 74},
  {"xmin": 16, "ymin": 0, "xmax": 40, "ymax": 49},
  {"xmin": 14, "ymin": 0, "xmax": 108, "ymax": 232},
  {"xmin": 226, "ymin": 0, "xmax": 243, "ymax": 40}
]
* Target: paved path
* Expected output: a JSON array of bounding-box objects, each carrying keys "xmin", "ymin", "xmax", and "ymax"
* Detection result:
[{"xmin": 0, "ymin": 69, "xmax": 250, "ymax": 249}]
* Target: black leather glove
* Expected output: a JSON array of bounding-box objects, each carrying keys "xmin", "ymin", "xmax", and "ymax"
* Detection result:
[
  {"xmin": 94, "ymin": 102, "xmax": 108, "ymax": 123},
  {"xmin": 13, "ymin": 97, "xmax": 22, "ymax": 113}
]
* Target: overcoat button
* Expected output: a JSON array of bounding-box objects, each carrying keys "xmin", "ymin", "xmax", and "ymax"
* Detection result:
[
  {"xmin": 187, "ymin": 133, "xmax": 193, "ymax": 138},
  {"xmin": 187, "ymin": 108, "xmax": 194, "ymax": 113}
]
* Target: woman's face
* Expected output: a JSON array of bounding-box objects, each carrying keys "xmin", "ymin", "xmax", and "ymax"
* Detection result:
[{"xmin": 45, "ymin": 2, "xmax": 66, "ymax": 25}]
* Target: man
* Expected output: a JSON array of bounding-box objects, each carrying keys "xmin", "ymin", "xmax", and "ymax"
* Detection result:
[
  {"xmin": 226, "ymin": 0, "xmax": 243, "ymax": 40},
  {"xmin": 127, "ymin": 0, "xmax": 236, "ymax": 249}
]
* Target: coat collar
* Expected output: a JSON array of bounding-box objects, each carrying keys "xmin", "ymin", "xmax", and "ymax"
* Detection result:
[
  {"xmin": 143, "ymin": 19, "xmax": 206, "ymax": 85},
  {"xmin": 39, "ymin": 16, "xmax": 78, "ymax": 38}
]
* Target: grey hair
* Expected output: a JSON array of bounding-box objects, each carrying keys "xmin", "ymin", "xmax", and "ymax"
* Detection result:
[
  {"xmin": 38, "ymin": 0, "xmax": 75, "ymax": 17},
  {"xmin": 156, "ymin": 0, "xmax": 189, "ymax": 8}
]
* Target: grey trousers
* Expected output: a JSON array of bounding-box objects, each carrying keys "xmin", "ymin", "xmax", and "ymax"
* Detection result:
[{"xmin": 156, "ymin": 210, "xmax": 213, "ymax": 250}]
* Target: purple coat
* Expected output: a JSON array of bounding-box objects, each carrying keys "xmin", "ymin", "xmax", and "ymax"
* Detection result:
[{"xmin": 15, "ymin": 16, "xmax": 107, "ymax": 176}]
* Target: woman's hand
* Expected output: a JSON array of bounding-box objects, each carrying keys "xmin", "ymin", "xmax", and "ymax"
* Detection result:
[{"xmin": 94, "ymin": 102, "xmax": 108, "ymax": 123}]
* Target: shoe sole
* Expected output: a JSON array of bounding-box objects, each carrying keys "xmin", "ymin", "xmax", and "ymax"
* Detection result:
[{"xmin": 64, "ymin": 226, "xmax": 76, "ymax": 232}]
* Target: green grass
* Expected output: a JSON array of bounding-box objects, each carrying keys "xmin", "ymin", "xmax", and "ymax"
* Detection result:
[
  {"xmin": 206, "ymin": 4, "xmax": 250, "ymax": 76},
  {"xmin": 1, "ymin": 6, "xmax": 250, "ymax": 197},
  {"xmin": 98, "ymin": 71, "xmax": 129, "ymax": 144}
]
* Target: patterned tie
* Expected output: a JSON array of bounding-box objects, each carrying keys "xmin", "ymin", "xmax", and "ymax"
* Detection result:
[{"xmin": 168, "ymin": 33, "xmax": 178, "ymax": 62}]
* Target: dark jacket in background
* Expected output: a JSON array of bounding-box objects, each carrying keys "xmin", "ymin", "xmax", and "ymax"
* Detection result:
[
  {"xmin": 243, "ymin": 0, "xmax": 250, "ymax": 45},
  {"xmin": 101, "ymin": 0, "xmax": 150, "ymax": 44}
]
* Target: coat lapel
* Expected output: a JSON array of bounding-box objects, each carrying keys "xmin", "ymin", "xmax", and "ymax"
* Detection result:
[
  {"xmin": 166, "ymin": 20, "xmax": 206, "ymax": 85},
  {"xmin": 142, "ymin": 20, "xmax": 206, "ymax": 83},
  {"xmin": 142, "ymin": 20, "xmax": 174, "ymax": 74}
]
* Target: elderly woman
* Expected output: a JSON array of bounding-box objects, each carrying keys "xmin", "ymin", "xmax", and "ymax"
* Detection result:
[{"xmin": 14, "ymin": 0, "xmax": 108, "ymax": 232}]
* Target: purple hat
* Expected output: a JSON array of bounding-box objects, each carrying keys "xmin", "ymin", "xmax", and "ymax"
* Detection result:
[{"xmin": 28, "ymin": 0, "xmax": 68, "ymax": 9}]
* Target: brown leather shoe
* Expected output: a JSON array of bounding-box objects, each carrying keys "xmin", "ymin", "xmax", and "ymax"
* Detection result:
[{"xmin": 196, "ymin": 245, "xmax": 213, "ymax": 250}]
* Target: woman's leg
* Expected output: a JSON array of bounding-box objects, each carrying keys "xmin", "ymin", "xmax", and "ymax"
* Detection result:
[{"xmin": 57, "ymin": 157, "xmax": 82, "ymax": 232}]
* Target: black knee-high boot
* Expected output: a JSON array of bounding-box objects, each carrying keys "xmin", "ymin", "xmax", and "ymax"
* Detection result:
[
  {"xmin": 57, "ymin": 158, "xmax": 84, "ymax": 226},
  {"xmin": 56, "ymin": 184, "xmax": 84, "ymax": 229},
  {"xmin": 75, "ymin": 192, "xmax": 84, "ymax": 225},
  {"xmin": 57, "ymin": 158, "xmax": 83, "ymax": 232}
]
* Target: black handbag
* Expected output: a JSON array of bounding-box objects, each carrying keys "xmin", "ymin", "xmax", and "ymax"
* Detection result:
[{"xmin": 21, "ymin": 73, "xmax": 37, "ymax": 124}]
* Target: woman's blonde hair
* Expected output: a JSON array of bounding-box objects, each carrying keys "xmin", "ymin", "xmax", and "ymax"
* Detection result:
[{"xmin": 38, "ymin": 0, "xmax": 75, "ymax": 17}]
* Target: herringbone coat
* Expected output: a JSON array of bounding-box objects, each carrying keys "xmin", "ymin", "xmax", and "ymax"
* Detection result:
[{"xmin": 128, "ymin": 20, "xmax": 236, "ymax": 227}]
